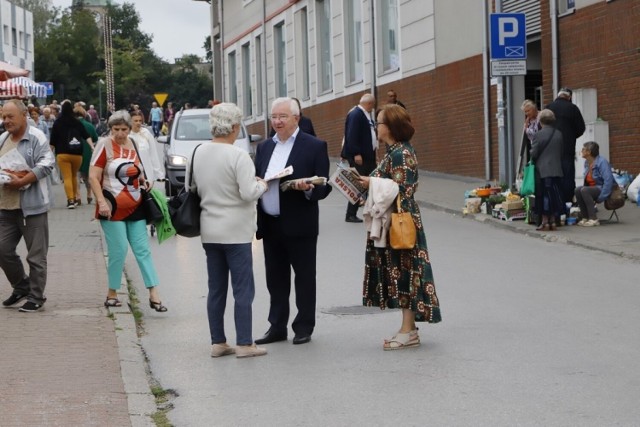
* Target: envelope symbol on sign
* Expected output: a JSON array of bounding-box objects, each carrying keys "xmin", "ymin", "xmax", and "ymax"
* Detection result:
[{"xmin": 505, "ymin": 46, "xmax": 524, "ymax": 57}]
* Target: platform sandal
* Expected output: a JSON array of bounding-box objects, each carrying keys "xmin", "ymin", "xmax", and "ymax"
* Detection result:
[{"xmin": 383, "ymin": 329, "xmax": 420, "ymax": 351}]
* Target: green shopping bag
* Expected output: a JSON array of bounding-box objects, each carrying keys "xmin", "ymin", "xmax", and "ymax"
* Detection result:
[
  {"xmin": 520, "ymin": 162, "xmax": 535, "ymax": 196},
  {"xmin": 149, "ymin": 188, "xmax": 177, "ymax": 244}
]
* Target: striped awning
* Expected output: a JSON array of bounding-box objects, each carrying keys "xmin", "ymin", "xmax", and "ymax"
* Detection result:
[
  {"xmin": 10, "ymin": 77, "xmax": 47, "ymax": 98},
  {"xmin": 0, "ymin": 81, "xmax": 27, "ymax": 99}
]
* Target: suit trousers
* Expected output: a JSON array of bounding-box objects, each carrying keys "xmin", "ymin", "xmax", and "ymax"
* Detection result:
[
  {"xmin": 346, "ymin": 157, "xmax": 377, "ymax": 217},
  {"xmin": 261, "ymin": 214, "xmax": 318, "ymax": 336},
  {"xmin": 0, "ymin": 210, "xmax": 49, "ymax": 304}
]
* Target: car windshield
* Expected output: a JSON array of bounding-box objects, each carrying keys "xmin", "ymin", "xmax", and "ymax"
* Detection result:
[{"xmin": 174, "ymin": 114, "xmax": 247, "ymax": 141}]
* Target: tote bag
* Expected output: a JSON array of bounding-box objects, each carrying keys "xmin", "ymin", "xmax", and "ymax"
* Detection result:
[{"xmin": 520, "ymin": 162, "xmax": 536, "ymax": 196}]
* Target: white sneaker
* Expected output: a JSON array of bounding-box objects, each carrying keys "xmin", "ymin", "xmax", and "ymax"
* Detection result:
[
  {"xmin": 236, "ymin": 344, "xmax": 267, "ymax": 358},
  {"xmin": 582, "ymin": 219, "xmax": 600, "ymax": 227},
  {"xmin": 577, "ymin": 218, "xmax": 588, "ymax": 226}
]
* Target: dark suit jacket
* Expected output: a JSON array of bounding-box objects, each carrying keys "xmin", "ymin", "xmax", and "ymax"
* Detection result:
[
  {"xmin": 255, "ymin": 131, "xmax": 332, "ymax": 238},
  {"xmin": 545, "ymin": 98, "xmax": 586, "ymax": 159},
  {"xmin": 342, "ymin": 107, "xmax": 376, "ymax": 162}
]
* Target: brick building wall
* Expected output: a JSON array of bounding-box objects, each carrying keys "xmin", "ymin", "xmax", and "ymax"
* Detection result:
[
  {"xmin": 248, "ymin": 55, "xmax": 494, "ymax": 180},
  {"xmin": 542, "ymin": 0, "xmax": 640, "ymax": 172}
]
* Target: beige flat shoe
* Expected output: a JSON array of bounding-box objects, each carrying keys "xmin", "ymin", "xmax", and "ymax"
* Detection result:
[
  {"xmin": 211, "ymin": 343, "xmax": 235, "ymax": 358},
  {"xmin": 383, "ymin": 329, "xmax": 420, "ymax": 351},
  {"xmin": 236, "ymin": 344, "xmax": 267, "ymax": 358}
]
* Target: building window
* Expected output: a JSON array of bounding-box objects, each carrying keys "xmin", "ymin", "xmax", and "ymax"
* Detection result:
[
  {"xmin": 315, "ymin": 0, "xmax": 332, "ymax": 93},
  {"xmin": 295, "ymin": 7, "xmax": 310, "ymax": 100},
  {"xmin": 25, "ymin": 34, "xmax": 31, "ymax": 52},
  {"xmin": 241, "ymin": 43, "xmax": 252, "ymax": 116},
  {"xmin": 228, "ymin": 51, "xmax": 237, "ymax": 104},
  {"xmin": 274, "ymin": 22, "xmax": 287, "ymax": 97},
  {"xmin": 344, "ymin": 0, "xmax": 363, "ymax": 84},
  {"xmin": 378, "ymin": 0, "xmax": 399, "ymax": 73},
  {"xmin": 3, "ymin": 26, "xmax": 8, "ymax": 45},
  {"xmin": 255, "ymin": 35, "xmax": 263, "ymax": 115},
  {"xmin": 11, "ymin": 28, "xmax": 17, "ymax": 47}
]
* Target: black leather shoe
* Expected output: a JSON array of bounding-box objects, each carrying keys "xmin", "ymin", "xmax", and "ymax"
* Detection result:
[
  {"xmin": 345, "ymin": 215, "xmax": 363, "ymax": 223},
  {"xmin": 2, "ymin": 293, "xmax": 27, "ymax": 307},
  {"xmin": 255, "ymin": 328, "xmax": 287, "ymax": 345},
  {"xmin": 292, "ymin": 334, "xmax": 312, "ymax": 345}
]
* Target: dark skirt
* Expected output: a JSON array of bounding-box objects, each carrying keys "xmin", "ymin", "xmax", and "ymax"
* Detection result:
[{"xmin": 535, "ymin": 175, "xmax": 564, "ymax": 217}]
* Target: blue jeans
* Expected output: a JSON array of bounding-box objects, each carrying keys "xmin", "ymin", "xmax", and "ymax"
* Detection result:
[
  {"xmin": 203, "ymin": 243, "xmax": 255, "ymax": 346},
  {"xmin": 151, "ymin": 121, "xmax": 161, "ymax": 138},
  {"xmin": 100, "ymin": 219, "xmax": 159, "ymax": 290}
]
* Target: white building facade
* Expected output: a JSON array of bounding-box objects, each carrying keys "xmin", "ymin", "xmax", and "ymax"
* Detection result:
[{"xmin": 0, "ymin": 0, "xmax": 34, "ymax": 73}]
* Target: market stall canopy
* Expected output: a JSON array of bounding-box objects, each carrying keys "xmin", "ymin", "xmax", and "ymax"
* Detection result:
[
  {"xmin": 10, "ymin": 77, "xmax": 47, "ymax": 98},
  {"xmin": 0, "ymin": 61, "xmax": 29, "ymax": 81},
  {"xmin": 0, "ymin": 81, "xmax": 27, "ymax": 99}
]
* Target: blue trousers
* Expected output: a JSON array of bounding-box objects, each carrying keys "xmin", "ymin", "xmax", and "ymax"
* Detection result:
[
  {"xmin": 100, "ymin": 219, "xmax": 159, "ymax": 290},
  {"xmin": 203, "ymin": 243, "xmax": 255, "ymax": 346}
]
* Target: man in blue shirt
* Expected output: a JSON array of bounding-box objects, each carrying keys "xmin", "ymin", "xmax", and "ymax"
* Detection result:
[{"xmin": 149, "ymin": 102, "xmax": 163, "ymax": 138}]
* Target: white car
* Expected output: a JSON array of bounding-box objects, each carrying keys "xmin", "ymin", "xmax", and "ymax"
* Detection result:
[{"xmin": 158, "ymin": 108, "xmax": 262, "ymax": 195}]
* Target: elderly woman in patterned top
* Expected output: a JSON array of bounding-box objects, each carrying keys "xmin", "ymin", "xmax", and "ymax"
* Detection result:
[{"xmin": 358, "ymin": 104, "xmax": 441, "ymax": 350}]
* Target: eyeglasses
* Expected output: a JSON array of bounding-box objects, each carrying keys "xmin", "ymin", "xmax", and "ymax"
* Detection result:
[
  {"xmin": 270, "ymin": 114, "xmax": 291, "ymax": 121},
  {"xmin": 375, "ymin": 122, "xmax": 386, "ymax": 127}
]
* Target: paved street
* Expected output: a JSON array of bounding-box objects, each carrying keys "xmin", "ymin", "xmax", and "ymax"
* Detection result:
[{"xmin": 131, "ymin": 181, "xmax": 640, "ymax": 426}]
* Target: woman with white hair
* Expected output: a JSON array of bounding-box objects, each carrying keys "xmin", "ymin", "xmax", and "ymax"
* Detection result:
[{"xmin": 189, "ymin": 102, "xmax": 268, "ymax": 358}]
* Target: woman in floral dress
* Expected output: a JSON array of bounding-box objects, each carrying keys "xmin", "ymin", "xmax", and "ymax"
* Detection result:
[{"xmin": 359, "ymin": 104, "xmax": 441, "ymax": 350}]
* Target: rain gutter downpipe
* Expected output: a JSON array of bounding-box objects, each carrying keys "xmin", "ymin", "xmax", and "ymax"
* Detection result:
[{"xmin": 550, "ymin": 0, "xmax": 559, "ymax": 98}]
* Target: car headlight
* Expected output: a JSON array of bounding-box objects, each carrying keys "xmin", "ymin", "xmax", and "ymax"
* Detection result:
[{"xmin": 167, "ymin": 155, "xmax": 187, "ymax": 167}]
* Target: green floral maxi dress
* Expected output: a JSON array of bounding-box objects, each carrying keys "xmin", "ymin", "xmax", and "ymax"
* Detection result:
[{"xmin": 362, "ymin": 142, "xmax": 442, "ymax": 323}]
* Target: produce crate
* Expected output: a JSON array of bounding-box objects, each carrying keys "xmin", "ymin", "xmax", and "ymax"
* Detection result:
[{"xmin": 498, "ymin": 208, "xmax": 527, "ymax": 221}]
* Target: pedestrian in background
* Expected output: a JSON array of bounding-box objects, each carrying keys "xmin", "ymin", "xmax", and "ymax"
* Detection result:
[
  {"xmin": 130, "ymin": 110, "xmax": 164, "ymax": 183},
  {"xmin": 28, "ymin": 106, "xmax": 49, "ymax": 141},
  {"xmin": 530, "ymin": 109, "xmax": 564, "ymax": 231},
  {"xmin": 164, "ymin": 102, "xmax": 175, "ymax": 132},
  {"xmin": 358, "ymin": 104, "xmax": 441, "ymax": 350},
  {"xmin": 342, "ymin": 93, "xmax": 377, "ymax": 223},
  {"xmin": 149, "ymin": 102, "xmax": 163, "ymax": 138},
  {"xmin": 73, "ymin": 105, "xmax": 98, "ymax": 205},
  {"xmin": 49, "ymin": 100, "xmax": 92, "ymax": 209},
  {"xmin": 191, "ymin": 102, "xmax": 269, "ymax": 358},
  {"xmin": 386, "ymin": 89, "xmax": 406, "ymax": 109},
  {"xmin": 88, "ymin": 110, "xmax": 167, "ymax": 312},
  {"xmin": 254, "ymin": 97, "xmax": 332, "ymax": 346},
  {"xmin": 574, "ymin": 141, "xmax": 615, "ymax": 227},
  {"xmin": 519, "ymin": 99, "xmax": 540, "ymax": 169},
  {"xmin": 0, "ymin": 99, "xmax": 55, "ymax": 312},
  {"xmin": 545, "ymin": 88, "xmax": 586, "ymax": 203}
]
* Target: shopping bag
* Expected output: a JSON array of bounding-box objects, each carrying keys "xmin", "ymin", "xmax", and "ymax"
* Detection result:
[{"xmin": 520, "ymin": 162, "xmax": 535, "ymax": 196}]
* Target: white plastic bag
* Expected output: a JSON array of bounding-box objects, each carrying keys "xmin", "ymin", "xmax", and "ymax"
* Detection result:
[{"xmin": 627, "ymin": 174, "xmax": 640, "ymax": 203}]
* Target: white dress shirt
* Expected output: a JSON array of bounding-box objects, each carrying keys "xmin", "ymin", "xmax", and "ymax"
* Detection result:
[{"xmin": 260, "ymin": 127, "xmax": 300, "ymax": 216}]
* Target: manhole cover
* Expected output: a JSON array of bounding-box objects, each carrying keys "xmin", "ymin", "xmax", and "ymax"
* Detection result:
[{"xmin": 321, "ymin": 305, "xmax": 399, "ymax": 315}]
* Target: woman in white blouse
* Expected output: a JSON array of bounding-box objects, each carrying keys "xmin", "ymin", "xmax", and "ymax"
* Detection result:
[{"xmin": 129, "ymin": 110, "xmax": 164, "ymax": 183}]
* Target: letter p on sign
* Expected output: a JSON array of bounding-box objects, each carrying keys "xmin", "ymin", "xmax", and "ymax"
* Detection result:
[{"xmin": 498, "ymin": 17, "xmax": 518, "ymax": 45}]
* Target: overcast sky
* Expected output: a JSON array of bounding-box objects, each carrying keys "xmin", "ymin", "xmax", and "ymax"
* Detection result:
[{"xmin": 50, "ymin": 0, "xmax": 211, "ymax": 63}]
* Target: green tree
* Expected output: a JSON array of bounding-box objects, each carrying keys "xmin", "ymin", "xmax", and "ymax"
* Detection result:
[{"xmin": 167, "ymin": 54, "xmax": 212, "ymax": 108}]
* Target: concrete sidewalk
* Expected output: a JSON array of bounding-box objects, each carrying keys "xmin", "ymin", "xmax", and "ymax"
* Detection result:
[
  {"xmin": 0, "ymin": 183, "xmax": 154, "ymax": 427},
  {"xmin": 415, "ymin": 170, "xmax": 640, "ymax": 260}
]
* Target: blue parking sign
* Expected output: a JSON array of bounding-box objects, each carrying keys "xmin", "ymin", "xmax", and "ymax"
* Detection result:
[
  {"xmin": 490, "ymin": 13, "xmax": 526, "ymax": 61},
  {"xmin": 39, "ymin": 82, "xmax": 54, "ymax": 96}
]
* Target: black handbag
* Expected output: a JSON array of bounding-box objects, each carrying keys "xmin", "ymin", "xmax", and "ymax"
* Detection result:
[
  {"xmin": 168, "ymin": 145, "xmax": 201, "ymax": 237},
  {"xmin": 130, "ymin": 138, "xmax": 163, "ymax": 224},
  {"xmin": 141, "ymin": 188, "xmax": 164, "ymax": 224}
]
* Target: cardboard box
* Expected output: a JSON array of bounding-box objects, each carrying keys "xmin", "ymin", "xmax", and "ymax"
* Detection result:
[{"xmin": 501, "ymin": 199, "xmax": 524, "ymax": 211}]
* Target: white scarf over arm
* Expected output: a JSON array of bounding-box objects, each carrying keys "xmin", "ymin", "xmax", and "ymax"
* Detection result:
[{"xmin": 363, "ymin": 177, "xmax": 399, "ymax": 247}]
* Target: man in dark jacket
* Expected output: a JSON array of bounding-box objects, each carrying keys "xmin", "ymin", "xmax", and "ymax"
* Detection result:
[
  {"xmin": 341, "ymin": 93, "xmax": 377, "ymax": 223},
  {"xmin": 545, "ymin": 87, "xmax": 586, "ymax": 203}
]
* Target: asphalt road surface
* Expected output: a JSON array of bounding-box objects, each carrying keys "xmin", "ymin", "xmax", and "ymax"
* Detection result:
[{"xmin": 129, "ymin": 148, "xmax": 640, "ymax": 426}]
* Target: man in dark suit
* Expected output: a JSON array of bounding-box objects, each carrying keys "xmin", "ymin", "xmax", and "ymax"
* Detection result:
[
  {"xmin": 545, "ymin": 87, "xmax": 586, "ymax": 203},
  {"xmin": 341, "ymin": 93, "xmax": 377, "ymax": 222},
  {"xmin": 254, "ymin": 97, "xmax": 332, "ymax": 345}
]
